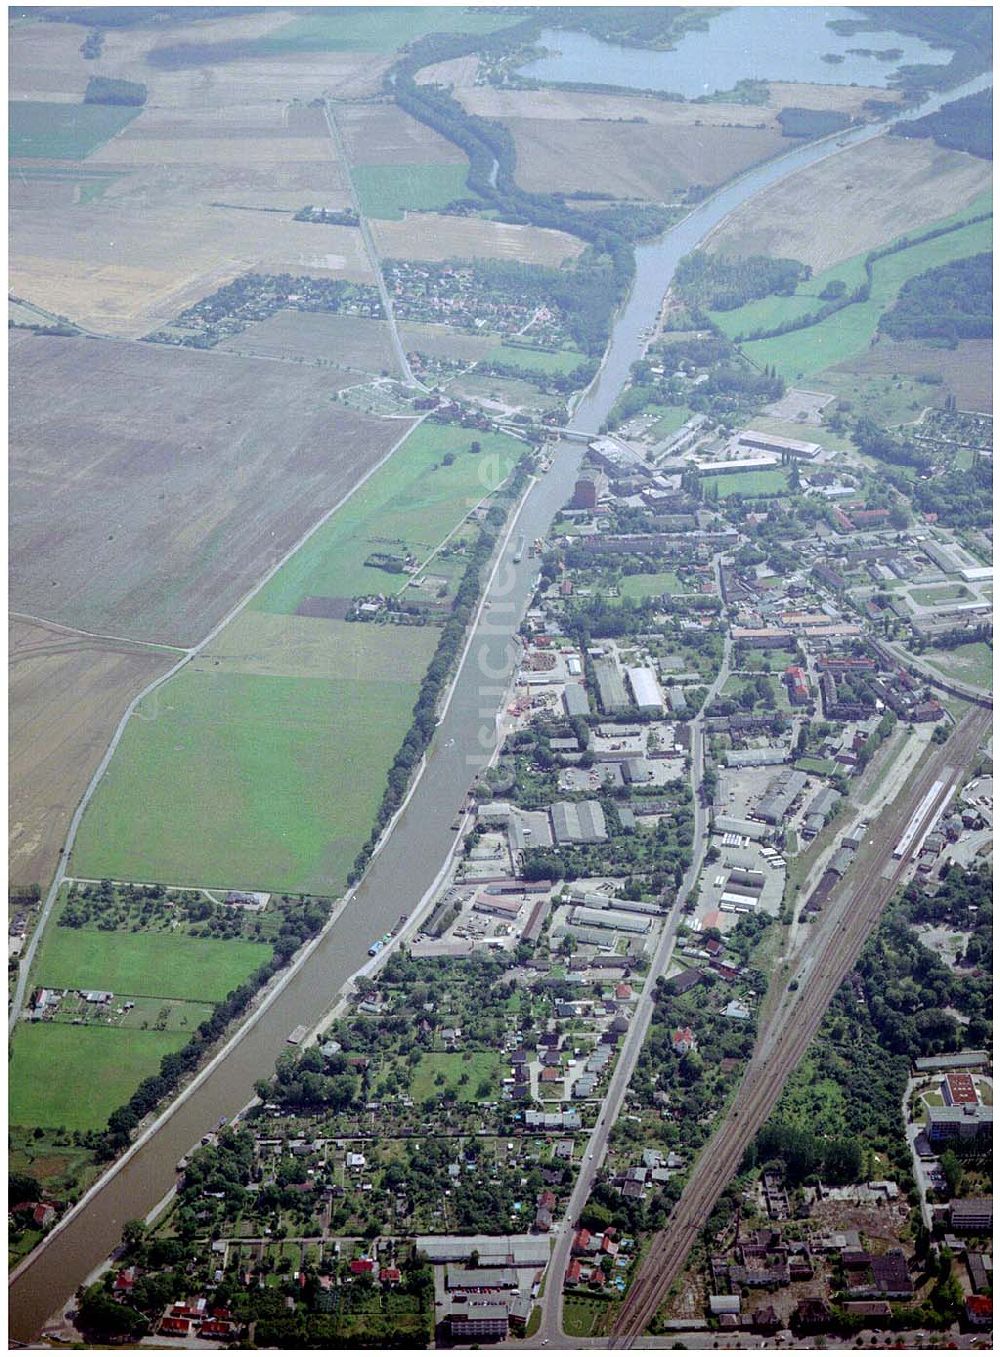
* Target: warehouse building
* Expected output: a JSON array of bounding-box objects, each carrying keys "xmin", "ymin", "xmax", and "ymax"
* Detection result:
[
  {"xmin": 594, "ymin": 658, "xmax": 629, "ymax": 713},
  {"xmin": 571, "ymin": 906, "xmax": 651, "ymax": 935},
  {"xmin": 757, "ymin": 769, "xmax": 808, "ymax": 825},
  {"xmin": 550, "ymin": 800, "xmax": 608, "ymax": 844},
  {"xmin": 562, "ymin": 683, "xmax": 590, "ymax": 718},
  {"xmin": 736, "ymin": 430, "xmax": 822, "ymax": 460},
  {"xmin": 626, "ymin": 666, "xmax": 664, "ymax": 712}
]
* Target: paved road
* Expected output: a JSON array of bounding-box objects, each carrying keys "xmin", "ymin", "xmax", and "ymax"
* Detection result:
[
  {"xmin": 534, "ymin": 606, "xmax": 733, "ymax": 1343},
  {"xmin": 610, "ymin": 706, "xmax": 989, "ymax": 1342},
  {"xmin": 323, "ymin": 101, "xmax": 424, "ymax": 391}
]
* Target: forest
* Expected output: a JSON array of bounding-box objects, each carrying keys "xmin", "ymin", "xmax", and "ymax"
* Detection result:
[
  {"xmin": 674, "ymin": 251, "xmax": 810, "ymax": 311},
  {"xmin": 911, "ymin": 456, "xmax": 993, "ymax": 528},
  {"xmin": 879, "ymin": 251, "xmax": 992, "ymax": 341},
  {"xmin": 892, "ymin": 88, "xmax": 993, "ymax": 160}
]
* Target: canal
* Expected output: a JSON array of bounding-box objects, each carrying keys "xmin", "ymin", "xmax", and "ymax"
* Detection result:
[{"xmin": 8, "ymin": 68, "xmax": 990, "ymax": 1341}]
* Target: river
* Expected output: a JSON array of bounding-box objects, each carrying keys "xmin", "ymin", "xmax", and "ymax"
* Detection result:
[{"xmin": 7, "ymin": 69, "xmax": 990, "ymax": 1343}]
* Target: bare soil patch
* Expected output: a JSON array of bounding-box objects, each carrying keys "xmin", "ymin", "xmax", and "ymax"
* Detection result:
[
  {"xmin": 764, "ymin": 81, "xmax": 904, "ymax": 117},
  {"xmin": 9, "ymin": 619, "xmax": 172, "ymax": 893},
  {"xmin": 825, "ymin": 338, "xmax": 993, "ymax": 414},
  {"xmin": 415, "ymin": 53, "xmax": 480, "ymax": 89},
  {"xmin": 461, "ymin": 85, "xmax": 778, "ymax": 130},
  {"xmin": 10, "ymin": 332, "xmax": 414, "ymax": 645},
  {"xmin": 217, "ymin": 310, "xmax": 401, "ymax": 376},
  {"xmin": 338, "ymin": 102, "xmax": 465, "ymax": 165},
  {"xmin": 506, "ymin": 118, "xmax": 786, "ymax": 198},
  {"xmin": 9, "ymin": 17, "xmax": 92, "ymax": 102},
  {"xmin": 704, "ymin": 138, "xmax": 992, "ymax": 269},
  {"xmin": 372, "ymin": 213, "xmax": 584, "ymax": 264}
]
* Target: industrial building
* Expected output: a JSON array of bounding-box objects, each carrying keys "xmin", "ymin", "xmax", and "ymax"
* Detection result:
[
  {"xmin": 570, "ymin": 906, "xmax": 651, "ymax": 935},
  {"xmin": 736, "ymin": 430, "xmax": 822, "ymax": 460},
  {"xmin": 550, "ymin": 800, "xmax": 608, "ymax": 844},
  {"xmin": 562, "ymin": 683, "xmax": 590, "ymax": 717},
  {"xmin": 626, "ymin": 665, "xmax": 664, "ymax": 712},
  {"xmin": 926, "ymin": 1103, "xmax": 992, "ymax": 1144},
  {"xmin": 756, "ymin": 769, "xmax": 809, "ymax": 825},
  {"xmin": 593, "ymin": 657, "xmax": 629, "ymax": 713}
]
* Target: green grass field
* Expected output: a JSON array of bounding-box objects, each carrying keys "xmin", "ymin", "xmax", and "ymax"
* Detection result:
[
  {"xmin": 486, "ymin": 343, "xmax": 586, "ymax": 374},
  {"xmin": 701, "ymin": 468, "xmax": 790, "ymax": 498},
  {"xmin": 922, "ymin": 641, "xmax": 993, "ymax": 691},
  {"xmin": 9, "ymin": 1024, "xmax": 190, "ymax": 1131},
  {"xmin": 711, "ymin": 191, "xmax": 993, "ymax": 343},
  {"xmin": 34, "ymin": 926, "xmax": 271, "ymax": 1001},
  {"xmin": 353, "ymin": 163, "xmax": 471, "ymax": 220},
  {"xmin": 617, "ymin": 571, "xmax": 687, "ymax": 599},
  {"xmin": 646, "ymin": 404, "xmax": 692, "ymax": 439},
  {"xmin": 795, "ymin": 756, "xmax": 838, "ymax": 776},
  {"xmin": 72, "ymin": 422, "xmax": 522, "ymax": 895},
  {"xmin": 9, "ymin": 101, "xmax": 138, "ymax": 159},
  {"xmin": 255, "ymin": 424, "xmax": 522, "ymax": 611},
  {"xmin": 258, "ymin": 7, "xmax": 517, "ymax": 53},
  {"xmin": 71, "ymin": 668, "xmax": 425, "ymax": 894},
  {"xmin": 408, "ymin": 1051, "xmax": 501, "ymax": 1102},
  {"xmin": 737, "ymin": 213, "xmax": 993, "ymax": 382}
]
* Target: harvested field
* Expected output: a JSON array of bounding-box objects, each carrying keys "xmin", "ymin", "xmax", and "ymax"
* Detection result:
[
  {"xmin": 338, "ymin": 102, "xmax": 465, "ymax": 166},
  {"xmin": 9, "ymin": 16, "xmax": 93, "ymax": 101},
  {"xmin": 824, "ymin": 338, "xmax": 993, "ymax": 415},
  {"xmin": 10, "ymin": 332, "xmax": 415, "ymax": 644},
  {"xmin": 415, "ymin": 53, "xmax": 480, "ymax": 89},
  {"xmin": 704, "ymin": 138, "xmax": 993, "ymax": 270},
  {"xmin": 217, "ymin": 310, "xmax": 401, "ymax": 377},
  {"xmin": 764, "ymin": 81, "xmax": 904, "ymax": 117},
  {"xmin": 399, "ymin": 321, "xmax": 500, "ymax": 362},
  {"xmin": 372, "ymin": 213, "xmax": 585, "ymax": 264},
  {"xmin": 460, "ymin": 86, "xmax": 779, "ymax": 130},
  {"xmin": 9, "ymin": 619, "xmax": 173, "ymax": 894},
  {"xmin": 9, "ymin": 191, "xmax": 371, "ymax": 337},
  {"xmin": 503, "ymin": 118, "xmax": 786, "ymax": 198}
]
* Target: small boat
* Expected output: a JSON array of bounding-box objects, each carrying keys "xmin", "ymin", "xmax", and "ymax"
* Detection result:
[{"xmin": 287, "ymin": 1024, "xmax": 308, "ymax": 1045}]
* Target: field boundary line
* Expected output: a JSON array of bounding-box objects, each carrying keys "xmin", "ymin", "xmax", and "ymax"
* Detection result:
[
  {"xmin": 9, "ymin": 610, "xmax": 188, "ymax": 654},
  {"xmin": 8, "ymin": 412, "xmax": 428, "ymax": 1035}
]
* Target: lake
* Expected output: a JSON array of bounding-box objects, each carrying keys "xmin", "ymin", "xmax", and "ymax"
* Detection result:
[{"xmin": 519, "ymin": 8, "xmax": 952, "ymax": 97}]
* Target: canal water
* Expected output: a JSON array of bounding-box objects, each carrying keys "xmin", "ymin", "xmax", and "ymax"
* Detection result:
[
  {"xmin": 519, "ymin": 8, "xmax": 951, "ymax": 97},
  {"xmin": 8, "ymin": 67, "xmax": 990, "ymax": 1343}
]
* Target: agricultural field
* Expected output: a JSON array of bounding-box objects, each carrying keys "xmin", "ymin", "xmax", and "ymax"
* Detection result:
[
  {"xmin": 32, "ymin": 925, "xmax": 272, "ymax": 1003},
  {"xmin": 739, "ymin": 214, "xmax": 992, "ymax": 382},
  {"xmin": 70, "ymin": 422, "xmax": 524, "ymax": 895},
  {"xmin": 371, "ymin": 212, "xmax": 585, "ymax": 264},
  {"xmin": 9, "ymin": 100, "xmax": 139, "ymax": 159},
  {"xmin": 9, "ymin": 1025, "xmax": 191, "ymax": 1132},
  {"xmin": 823, "ymin": 338, "xmax": 993, "ymax": 416},
  {"xmin": 247, "ymin": 6, "xmax": 519, "ymax": 55},
  {"xmin": 9, "ymin": 619, "xmax": 174, "ymax": 895},
  {"xmin": 218, "ymin": 310, "xmax": 401, "ymax": 377},
  {"xmin": 399, "ymin": 320, "xmax": 500, "ymax": 362},
  {"xmin": 486, "ymin": 343, "xmax": 586, "ymax": 373},
  {"xmin": 352, "ymin": 163, "xmax": 471, "ymax": 220},
  {"xmin": 447, "ymin": 371, "xmax": 556, "ymax": 416},
  {"xmin": 704, "ymin": 137, "xmax": 992, "ymax": 270},
  {"xmin": 10, "ymin": 333, "xmax": 413, "ymax": 644},
  {"xmin": 337, "ymin": 102, "xmax": 464, "ymax": 166},
  {"xmin": 498, "ymin": 116, "xmax": 785, "ymax": 200}
]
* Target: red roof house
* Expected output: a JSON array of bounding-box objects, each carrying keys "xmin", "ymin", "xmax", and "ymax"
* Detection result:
[{"xmin": 349, "ymin": 1258, "xmax": 375, "ymax": 1276}]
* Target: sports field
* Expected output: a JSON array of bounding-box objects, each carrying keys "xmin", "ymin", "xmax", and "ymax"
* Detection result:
[
  {"xmin": 353, "ymin": 163, "xmax": 471, "ymax": 220},
  {"xmin": 9, "ymin": 100, "xmax": 138, "ymax": 159},
  {"xmin": 9, "ymin": 1025, "xmax": 190, "ymax": 1132},
  {"xmin": 33, "ymin": 925, "xmax": 271, "ymax": 1001},
  {"xmin": 735, "ymin": 213, "xmax": 992, "ymax": 382},
  {"xmin": 701, "ymin": 469, "xmax": 790, "ymax": 498}
]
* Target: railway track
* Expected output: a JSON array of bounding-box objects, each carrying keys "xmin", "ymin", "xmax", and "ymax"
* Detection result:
[{"xmin": 610, "ymin": 707, "xmax": 989, "ymax": 1344}]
